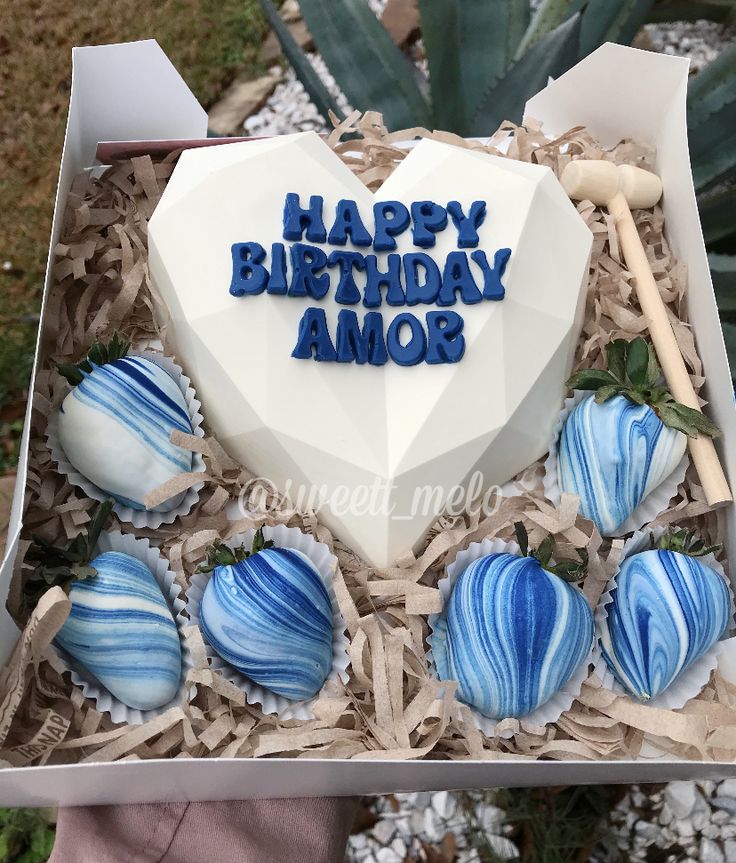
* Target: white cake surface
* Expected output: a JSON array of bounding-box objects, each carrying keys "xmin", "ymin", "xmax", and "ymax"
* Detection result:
[{"xmin": 148, "ymin": 132, "xmax": 592, "ymax": 567}]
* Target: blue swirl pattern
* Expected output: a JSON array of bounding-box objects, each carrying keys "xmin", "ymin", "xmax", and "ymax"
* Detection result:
[
  {"xmin": 199, "ymin": 547, "xmax": 333, "ymax": 701},
  {"xmin": 59, "ymin": 356, "xmax": 193, "ymax": 511},
  {"xmin": 558, "ymin": 394, "xmax": 686, "ymax": 536},
  {"xmin": 432, "ymin": 553, "xmax": 594, "ymax": 719},
  {"xmin": 599, "ymin": 549, "xmax": 731, "ymax": 700},
  {"xmin": 55, "ymin": 551, "xmax": 183, "ymax": 711}
]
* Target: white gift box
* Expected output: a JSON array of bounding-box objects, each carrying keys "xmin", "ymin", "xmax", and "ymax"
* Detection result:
[{"xmin": 0, "ymin": 39, "xmax": 735, "ymax": 805}]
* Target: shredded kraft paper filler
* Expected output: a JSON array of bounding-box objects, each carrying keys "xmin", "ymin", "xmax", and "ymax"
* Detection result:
[{"xmin": 1, "ymin": 111, "xmax": 734, "ymax": 769}]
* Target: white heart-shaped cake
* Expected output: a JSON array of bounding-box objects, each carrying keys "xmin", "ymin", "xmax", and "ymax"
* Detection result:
[{"xmin": 148, "ymin": 133, "xmax": 591, "ymax": 567}]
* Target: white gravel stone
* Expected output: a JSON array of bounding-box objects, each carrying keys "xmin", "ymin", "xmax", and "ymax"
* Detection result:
[
  {"xmin": 725, "ymin": 839, "xmax": 736, "ymax": 863},
  {"xmin": 635, "ymin": 821, "xmax": 661, "ymax": 842},
  {"xmin": 371, "ymin": 819, "xmax": 396, "ymax": 846},
  {"xmin": 701, "ymin": 837, "xmax": 726, "ymax": 863},
  {"xmin": 433, "ymin": 789, "xmax": 453, "ymax": 818},
  {"xmin": 714, "ymin": 797, "xmax": 736, "ymax": 815},
  {"xmin": 720, "ymin": 780, "xmax": 736, "ymax": 798},
  {"xmin": 375, "ymin": 848, "xmax": 402, "ymax": 863},
  {"xmin": 390, "ymin": 837, "xmax": 406, "ymax": 858},
  {"xmin": 665, "ymin": 781, "xmax": 698, "ymax": 819}
]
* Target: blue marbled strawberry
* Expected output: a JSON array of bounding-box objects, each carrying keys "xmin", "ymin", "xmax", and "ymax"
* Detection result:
[
  {"xmin": 198, "ymin": 531, "xmax": 333, "ymax": 701},
  {"xmin": 24, "ymin": 501, "xmax": 182, "ymax": 712},
  {"xmin": 558, "ymin": 338, "xmax": 718, "ymax": 536},
  {"xmin": 599, "ymin": 530, "xmax": 731, "ymax": 701},
  {"xmin": 559, "ymin": 394, "xmax": 685, "ymax": 535},
  {"xmin": 430, "ymin": 526, "xmax": 594, "ymax": 719},
  {"xmin": 56, "ymin": 334, "xmax": 193, "ymax": 513}
]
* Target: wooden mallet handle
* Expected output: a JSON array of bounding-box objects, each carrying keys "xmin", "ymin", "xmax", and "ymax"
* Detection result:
[{"xmin": 562, "ymin": 160, "xmax": 732, "ymax": 507}]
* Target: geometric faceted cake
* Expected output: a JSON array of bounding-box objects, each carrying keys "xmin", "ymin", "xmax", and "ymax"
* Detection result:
[{"xmin": 148, "ymin": 132, "xmax": 592, "ymax": 567}]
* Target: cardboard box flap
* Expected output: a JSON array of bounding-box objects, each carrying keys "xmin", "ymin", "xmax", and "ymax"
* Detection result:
[
  {"xmin": 525, "ymin": 43, "xmax": 736, "ymax": 566},
  {"xmin": 70, "ymin": 39, "xmax": 208, "ymax": 172},
  {"xmin": 0, "ymin": 41, "xmax": 209, "ymax": 663}
]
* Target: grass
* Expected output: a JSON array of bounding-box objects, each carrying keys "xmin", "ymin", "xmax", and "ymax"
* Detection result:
[
  {"xmin": 0, "ymin": 0, "xmax": 269, "ymax": 430},
  {"xmin": 0, "ymin": 809, "xmax": 54, "ymax": 863}
]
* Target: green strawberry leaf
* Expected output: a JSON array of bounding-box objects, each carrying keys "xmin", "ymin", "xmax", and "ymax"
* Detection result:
[
  {"xmin": 593, "ymin": 384, "xmax": 623, "ymax": 404},
  {"xmin": 566, "ymin": 369, "xmax": 619, "ymax": 391},
  {"xmin": 605, "ymin": 339, "xmax": 628, "ymax": 383},
  {"xmin": 57, "ymin": 333, "xmax": 130, "ymax": 387},
  {"xmin": 667, "ymin": 403, "xmax": 722, "ymax": 439},
  {"xmin": 514, "ymin": 521, "xmax": 529, "ymax": 557},
  {"xmin": 625, "ymin": 337, "xmax": 650, "ymax": 387}
]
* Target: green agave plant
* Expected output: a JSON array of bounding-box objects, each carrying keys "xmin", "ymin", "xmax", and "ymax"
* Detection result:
[{"xmin": 260, "ymin": 0, "xmax": 736, "ymax": 373}]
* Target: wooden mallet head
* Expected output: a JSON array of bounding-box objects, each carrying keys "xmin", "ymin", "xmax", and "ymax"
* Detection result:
[{"xmin": 561, "ymin": 160, "xmax": 662, "ymax": 209}]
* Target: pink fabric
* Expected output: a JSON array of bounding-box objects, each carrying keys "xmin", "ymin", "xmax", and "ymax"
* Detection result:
[{"xmin": 48, "ymin": 798, "xmax": 358, "ymax": 863}]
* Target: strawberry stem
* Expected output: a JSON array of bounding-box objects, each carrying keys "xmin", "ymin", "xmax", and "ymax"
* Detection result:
[
  {"xmin": 57, "ymin": 332, "xmax": 130, "ymax": 386},
  {"xmin": 514, "ymin": 522, "xmax": 588, "ymax": 583},
  {"xmin": 22, "ymin": 499, "xmax": 114, "ymax": 615},
  {"xmin": 567, "ymin": 337, "xmax": 720, "ymax": 439}
]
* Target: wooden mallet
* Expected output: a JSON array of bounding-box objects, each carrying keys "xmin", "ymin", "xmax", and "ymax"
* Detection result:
[{"xmin": 561, "ymin": 159, "xmax": 732, "ymax": 507}]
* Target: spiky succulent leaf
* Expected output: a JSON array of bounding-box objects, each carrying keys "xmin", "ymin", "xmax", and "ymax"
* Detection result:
[
  {"xmin": 567, "ymin": 337, "xmax": 721, "ymax": 439},
  {"xmin": 514, "ymin": 0, "xmax": 582, "ymax": 58},
  {"xmin": 257, "ymin": 0, "xmax": 343, "ymax": 124},
  {"xmin": 688, "ymin": 44, "xmax": 736, "ymax": 192},
  {"xmin": 297, "ymin": 0, "xmax": 430, "ymax": 131},
  {"xmin": 579, "ymin": 0, "xmax": 654, "ymax": 56},
  {"xmin": 57, "ymin": 333, "xmax": 130, "ymax": 387},
  {"xmin": 649, "ymin": 0, "xmax": 736, "ymax": 23},
  {"xmin": 22, "ymin": 499, "xmax": 114, "ymax": 614},
  {"xmin": 469, "ymin": 13, "xmax": 581, "ymax": 136},
  {"xmin": 419, "ymin": 0, "xmax": 529, "ymax": 133},
  {"xmin": 710, "ymin": 254, "xmax": 736, "ymax": 315},
  {"xmin": 700, "ymin": 189, "xmax": 736, "ymax": 245}
]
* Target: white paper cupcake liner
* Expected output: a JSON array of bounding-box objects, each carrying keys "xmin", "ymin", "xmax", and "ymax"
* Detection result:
[
  {"xmin": 543, "ymin": 390, "xmax": 689, "ymax": 537},
  {"xmin": 593, "ymin": 526, "xmax": 735, "ymax": 709},
  {"xmin": 46, "ymin": 350, "xmax": 206, "ymax": 530},
  {"xmin": 48, "ymin": 529, "xmax": 195, "ymax": 726},
  {"xmin": 427, "ymin": 536, "xmax": 593, "ymax": 739},
  {"xmin": 186, "ymin": 524, "xmax": 350, "ymax": 720}
]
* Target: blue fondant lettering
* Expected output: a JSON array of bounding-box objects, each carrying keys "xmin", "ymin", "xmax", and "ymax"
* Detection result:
[
  {"xmin": 283, "ymin": 193, "xmax": 327, "ymax": 243},
  {"xmin": 386, "ymin": 313, "xmax": 426, "ymax": 366},
  {"xmin": 426, "ymin": 311, "xmax": 465, "ymax": 363},
  {"xmin": 289, "ymin": 243, "xmax": 330, "ymax": 299},
  {"xmin": 411, "ymin": 201, "xmax": 448, "ymax": 248},
  {"xmin": 438, "ymin": 251, "xmax": 483, "ymax": 306},
  {"xmin": 364, "ymin": 254, "xmax": 406, "ymax": 308},
  {"xmin": 328, "ymin": 200, "xmax": 372, "ymax": 247},
  {"xmin": 473, "ymin": 247, "xmax": 512, "ymax": 300},
  {"xmin": 230, "ymin": 242, "xmax": 268, "ymax": 296},
  {"xmin": 447, "ymin": 201, "xmax": 486, "ymax": 248},
  {"xmin": 336, "ymin": 310, "xmax": 388, "ymax": 365},
  {"xmin": 292, "ymin": 308, "xmax": 338, "ymax": 361},
  {"xmin": 267, "ymin": 242, "xmax": 288, "ymax": 294},
  {"xmin": 328, "ymin": 251, "xmax": 365, "ymax": 305},
  {"xmin": 373, "ymin": 201, "xmax": 410, "ymax": 251},
  {"xmin": 404, "ymin": 253, "xmax": 441, "ymax": 305}
]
